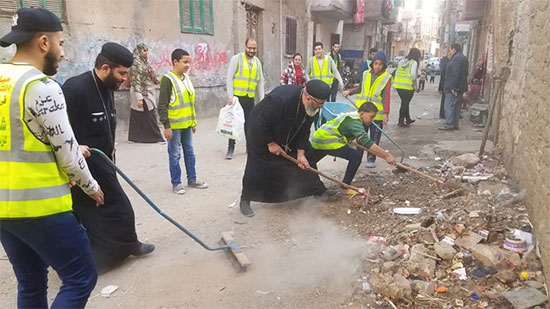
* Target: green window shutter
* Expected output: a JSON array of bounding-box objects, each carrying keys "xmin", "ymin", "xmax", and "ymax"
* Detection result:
[
  {"xmin": 43, "ymin": 0, "xmax": 63, "ymax": 19},
  {"xmin": 0, "ymin": 1, "xmax": 19, "ymax": 16},
  {"xmin": 180, "ymin": 0, "xmax": 213, "ymax": 34}
]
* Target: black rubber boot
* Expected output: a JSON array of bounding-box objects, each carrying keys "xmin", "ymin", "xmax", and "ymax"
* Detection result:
[{"xmin": 239, "ymin": 198, "xmax": 254, "ymax": 217}]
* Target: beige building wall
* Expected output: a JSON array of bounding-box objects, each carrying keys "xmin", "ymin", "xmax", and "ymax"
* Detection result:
[{"xmin": 0, "ymin": 0, "xmax": 308, "ymax": 124}]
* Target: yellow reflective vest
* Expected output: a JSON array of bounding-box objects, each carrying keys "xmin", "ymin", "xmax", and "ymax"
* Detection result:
[
  {"xmin": 355, "ymin": 70, "xmax": 391, "ymax": 121},
  {"xmin": 310, "ymin": 112, "xmax": 360, "ymax": 150},
  {"xmin": 164, "ymin": 72, "xmax": 197, "ymax": 130},
  {"xmin": 393, "ymin": 60, "xmax": 416, "ymax": 90},
  {"xmin": 309, "ymin": 55, "xmax": 334, "ymax": 86},
  {"xmin": 233, "ymin": 53, "xmax": 260, "ymax": 98},
  {"xmin": 0, "ymin": 64, "xmax": 72, "ymax": 218}
]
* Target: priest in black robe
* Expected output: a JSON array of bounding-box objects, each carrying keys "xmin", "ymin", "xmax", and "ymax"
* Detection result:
[
  {"xmin": 240, "ymin": 80, "xmax": 339, "ymax": 217},
  {"xmin": 62, "ymin": 43, "xmax": 154, "ymax": 271}
]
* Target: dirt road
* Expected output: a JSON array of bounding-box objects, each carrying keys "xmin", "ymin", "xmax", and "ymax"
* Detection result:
[{"xmin": 0, "ymin": 78, "xmax": 492, "ymax": 308}]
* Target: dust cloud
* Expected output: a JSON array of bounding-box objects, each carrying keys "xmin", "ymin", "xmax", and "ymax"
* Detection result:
[{"xmin": 248, "ymin": 203, "xmax": 369, "ymax": 293}]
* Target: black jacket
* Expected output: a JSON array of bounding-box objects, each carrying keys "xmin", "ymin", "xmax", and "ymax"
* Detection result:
[{"xmin": 444, "ymin": 51, "xmax": 469, "ymax": 93}]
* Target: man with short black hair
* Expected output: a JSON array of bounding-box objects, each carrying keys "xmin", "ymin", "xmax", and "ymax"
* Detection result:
[
  {"xmin": 306, "ymin": 42, "xmax": 344, "ymax": 92},
  {"xmin": 359, "ymin": 48, "xmax": 378, "ymax": 78},
  {"xmin": 157, "ymin": 48, "xmax": 208, "ymax": 195},
  {"xmin": 0, "ymin": 7, "xmax": 103, "ymax": 308},
  {"xmin": 439, "ymin": 43, "xmax": 469, "ymax": 131},
  {"xmin": 328, "ymin": 42, "xmax": 343, "ymax": 102},
  {"xmin": 63, "ymin": 42, "xmax": 155, "ymax": 271}
]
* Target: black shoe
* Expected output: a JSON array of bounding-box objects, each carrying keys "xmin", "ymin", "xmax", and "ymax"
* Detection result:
[
  {"xmin": 131, "ymin": 242, "xmax": 155, "ymax": 257},
  {"xmin": 405, "ymin": 119, "xmax": 416, "ymax": 125},
  {"xmin": 240, "ymin": 199, "xmax": 254, "ymax": 217},
  {"xmin": 225, "ymin": 147, "xmax": 234, "ymax": 159},
  {"xmin": 437, "ymin": 127, "xmax": 454, "ymax": 131}
]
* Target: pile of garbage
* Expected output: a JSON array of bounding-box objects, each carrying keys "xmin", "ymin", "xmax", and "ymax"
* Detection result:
[{"xmin": 345, "ymin": 151, "xmax": 547, "ymax": 308}]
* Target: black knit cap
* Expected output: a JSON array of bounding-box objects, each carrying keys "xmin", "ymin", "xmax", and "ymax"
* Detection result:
[
  {"xmin": 305, "ymin": 79, "xmax": 331, "ymax": 100},
  {"xmin": 100, "ymin": 42, "xmax": 134, "ymax": 68},
  {"xmin": 0, "ymin": 8, "xmax": 62, "ymax": 47}
]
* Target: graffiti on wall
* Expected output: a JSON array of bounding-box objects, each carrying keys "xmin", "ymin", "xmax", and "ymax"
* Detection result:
[{"xmin": 0, "ymin": 37, "xmax": 230, "ymax": 87}]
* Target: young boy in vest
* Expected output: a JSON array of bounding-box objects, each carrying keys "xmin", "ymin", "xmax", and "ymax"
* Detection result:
[
  {"xmin": 342, "ymin": 51, "xmax": 391, "ymax": 168},
  {"xmin": 309, "ymin": 102, "xmax": 396, "ymax": 185},
  {"xmin": 158, "ymin": 49, "xmax": 208, "ymax": 194}
]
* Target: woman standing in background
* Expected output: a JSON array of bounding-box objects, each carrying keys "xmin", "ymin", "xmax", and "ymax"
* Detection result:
[
  {"xmin": 280, "ymin": 53, "xmax": 306, "ymax": 86},
  {"xmin": 128, "ymin": 43, "xmax": 165, "ymax": 143}
]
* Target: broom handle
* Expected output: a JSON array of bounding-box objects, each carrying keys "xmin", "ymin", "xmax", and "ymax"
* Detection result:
[
  {"xmin": 279, "ymin": 152, "xmax": 364, "ymax": 194},
  {"xmin": 350, "ymin": 142, "xmax": 440, "ymax": 183}
]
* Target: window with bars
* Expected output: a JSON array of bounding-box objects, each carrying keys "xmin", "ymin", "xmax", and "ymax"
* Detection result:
[
  {"xmin": 284, "ymin": 17, "xmax": 297, "ymax": 56},
  {"xmin": 180, "ymin": 0, "xmax": 213, "ymax": 34},
  {"xmin": 0, "ymin": 0, "xmax": 65, "ymax": 20}
]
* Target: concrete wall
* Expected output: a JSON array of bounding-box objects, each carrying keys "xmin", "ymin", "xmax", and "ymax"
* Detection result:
[
  {"xmin": 0, "ymin": 0, "xmax": 308, "ymax": 127},
  {"xmin": 492, "ymin": 0, "xmax": 550, "ymax": 286}
]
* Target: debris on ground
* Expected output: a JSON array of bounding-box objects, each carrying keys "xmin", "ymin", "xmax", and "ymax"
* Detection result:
[
  {"xmin": 321, "ymin": 148, "xmax": 547, "ymax": 308},
  {"xmin": 101, "ymin": 285, "xmax": 119, "ymax": 297}
]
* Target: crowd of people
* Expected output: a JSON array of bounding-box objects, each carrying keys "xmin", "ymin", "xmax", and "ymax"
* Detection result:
[{"xmin": 0, "ymin": 7, "xmax": 476, "ymax": 308}]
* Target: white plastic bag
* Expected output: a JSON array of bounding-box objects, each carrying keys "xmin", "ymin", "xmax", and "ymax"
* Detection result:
[{"xmin": 216, "ymin": 97, "xmax": 245, "ymax": 140}]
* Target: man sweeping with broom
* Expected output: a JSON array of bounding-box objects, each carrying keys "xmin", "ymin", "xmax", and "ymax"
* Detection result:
[
  {"xmin": 309, "ymin": 102, "xmax": 397, "ymax": 187},
  {"xmin": 239, "ymin": 80, "xmax": 339, "ymax": 217}
]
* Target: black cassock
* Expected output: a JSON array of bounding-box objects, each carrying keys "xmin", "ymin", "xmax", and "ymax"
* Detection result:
[
  {"xmin": 63, "ymin": 70, "xmax": 139, "ymax": 270},
  {"xmin": 242, "ymin": 85, "xmax": 327, "ymax": 203}
]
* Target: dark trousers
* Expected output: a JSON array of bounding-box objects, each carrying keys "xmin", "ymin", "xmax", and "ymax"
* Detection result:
[
  {"xmin": 439, "ymin": 92, "xmax": 446, "ymax": 119},
  {"xmin": 310, "ymin": 145, "xmax": 363, "ymax": 185},
  {"xmin": 363, "ymin": 120, "xmax": 383, "ymax": 162},
  {"xmin": 397, "ymin": 88, "xmax": 415, "ymax": 124},
  {"xmin": 329, "ymin": 79, "xmax": 339, "ymax": 102},
  {"xmin": 229, "ymin": 95, "xmax": 255, "ymax": 147},
  {"xmin": 444, "ymin": 92, "xmax": 463, "ymax": 129},
  {"xmin": 419, "ymin": 80, "xmax": 425, "ymax": 90},
  {"xmin": 0, "ymin": 212, "xmax": 97, "ymax": 309},
  {"xmin": 429, "ymin": 76, "xmax": 435, "ymax": 83}
]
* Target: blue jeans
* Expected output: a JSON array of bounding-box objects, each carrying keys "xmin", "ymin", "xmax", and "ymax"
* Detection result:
[
  {"xmin": 444, "ymin": 92, "xmax": 462, "ymax": 129},
  {"xmin": 310, "ymin": 145, "xmax": 364, "ymax": 185},
  {"xmin": 364, "ymin": 120, "xmax": 383, "ymax": 163},
  {"xmin": 0, "ymin": 212, "xmax": 97, "ymax": 309},
  {"xmin": 168, "ymin": 128, "xmax": 196, "ymax": 186}
]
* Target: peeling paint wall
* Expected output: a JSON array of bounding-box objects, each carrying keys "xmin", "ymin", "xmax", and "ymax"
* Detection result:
[
  {"xmin": 491, "ymin": 0, "xmax": 550, "ymax": 285},
  {"xmin": 0, "ymin": 0, "xmax": 308, "ymax": 128}
]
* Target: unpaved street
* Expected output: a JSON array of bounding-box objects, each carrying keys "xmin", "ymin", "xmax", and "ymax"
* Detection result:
[{"xmin": 0, "ymin": 79, "xmax": 495, "ymax": 308}]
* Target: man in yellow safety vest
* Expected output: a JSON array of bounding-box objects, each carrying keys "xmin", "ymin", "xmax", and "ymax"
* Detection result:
[
  {"xmin": 306, "ymin": 42, "xmax": 344, "ymax": 97},
  {"xmin": 224, "ymin": 38, "xmax": 265, "ymax": 159},
  {"xmin": 0, "ymin": 7, "xmax": 104, "ymax": 308}
]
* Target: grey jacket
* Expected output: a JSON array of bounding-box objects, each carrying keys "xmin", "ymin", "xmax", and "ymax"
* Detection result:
[{"xmin": 444, "ymin": 51, "xmax": 469, "ymax": 93}]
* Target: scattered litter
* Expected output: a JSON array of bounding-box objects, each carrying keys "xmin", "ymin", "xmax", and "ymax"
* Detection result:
[
  {"xmin": 455, "ymin": 299, "xmax": 464, "ymax": 306},
  {"xmin": 504, "ymin": 229, "xmax": 534, "ymax": 253},
  {"xmin": 478, "ymin": 227, "xmax": 490, "ymax": 241},
  {"xmin": 362, "ymin": 281, "xmax": 371, "ymax": 292},
  {"xmin": 347, "ymin": 209, "xmax": 351, "ymax": 215},
  {"xmin": 405, "ymin": 200, "xmax": 411, "ymax": 206},
  {"xmin": 497, "ymin": 187, "xmax": 519, "ymax": 198},
  {"xmin": 408, "ymin": 156, "xmax": 419, "ymax": 160},
  {"xmin": 101, "ymin": 285, "xmax": 118, "ymax": 297},
  {"xmin": 256, "ymin": 290, "xmax": 270, "ymax": 295},
  {"xmin": 228, "ymin": 201, "xmax": 236, "ymax": 208},
  {"xmin": 435, "ymin": 157, "xmax": 441, "ymax": 161},
  {"xmin": 455, "ymin": 174, "xmax": 494, "ymax": 181},
  {"xmin": 471, "ymin": 293, "xmax": 480, "ymax": 300},
  {"xmin": 469, "ymin": 211, "xmax": 480, "ymax": 218},
  {"xmin": 452, "ymin": 268, "xmax": 467, "ymax": 280},
  {"xmin": 435, "ymin": 286, "xmax": 448, "ymax": 293},
  {"xmin": 441, "ymin": 236, "xmax": 455, "ymax": 246},
  {"xmin": 393, "ymin": 207, "xmax": 422, "ymax": 215},
  {"xmin": 435, "ymin": 210, "xmax": 448, "ymax": 221},
  {"xmin": 520, "ymin": 272, "xmax": 530, "ymax": 280}
]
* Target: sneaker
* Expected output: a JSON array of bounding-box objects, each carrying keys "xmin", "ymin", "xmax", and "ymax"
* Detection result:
[
  {"xmin": 172, "ymin": 184, "xmax": 186, "ymax": 195},
  {"xmin": 130, "ymin": 242, "xmax": 155, "ymax": 257},
  {"xmin": 366, "ymin": 161, "xmax": 376, "ymax": 168},
  {"xmin": 405, "ymin": 119, "xmax": 416, "ymax": 125},
  {"xmin": 240, "ymin": 199, "xmax": 254, "ymax": 217},
  {"xmin": 188, "ymin": 181, "xmax": 208, "ymax": 189}
]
